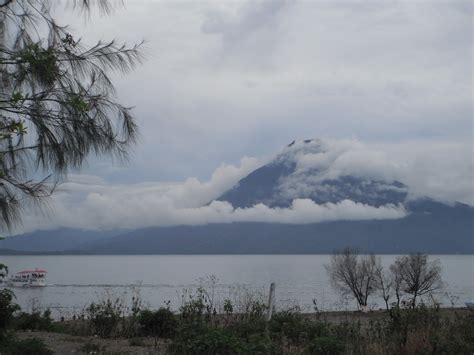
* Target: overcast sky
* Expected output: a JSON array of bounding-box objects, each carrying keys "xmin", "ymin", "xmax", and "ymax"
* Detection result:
[{"xmin": 21, "ymin": 0, "xmax": 473, "ymax": 232}]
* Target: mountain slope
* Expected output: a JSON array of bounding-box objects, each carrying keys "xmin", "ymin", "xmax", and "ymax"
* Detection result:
[{"xmin": 217, "ymin": 139, "xmax": 408, "ymax": 208}]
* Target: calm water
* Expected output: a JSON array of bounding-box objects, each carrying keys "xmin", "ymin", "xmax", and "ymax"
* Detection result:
[{"xmin": 0, "ymin": 255, "xmax": 472, "ymax": 318}]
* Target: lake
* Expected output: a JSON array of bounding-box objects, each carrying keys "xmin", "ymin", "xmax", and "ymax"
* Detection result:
[{"xmin": 0, "ymin": 255, "xmax": 472, "ymax": 318}]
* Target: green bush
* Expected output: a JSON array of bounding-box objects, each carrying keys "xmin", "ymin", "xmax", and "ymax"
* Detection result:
[
  {"xmin": 304, "ymin": 336, "xmax": 345, "ymax": 355},
  {"xmin": 377, "ymin": 302, "xmax": 448, "ymax": 352},
  {"xmin": 438, "ymin": 312, "xmax": 474, "ymax": 354},
  {"xmin": 228, "ymin": 317, "xmax": 267, "ymax": 340},
  {"xmin": 223, "ymin": 299, "xmax": 234, "ymax": 316},
  {"xmin": 243, "ymin": 300, "xmax": 268, "ymax": 320},
  {"xmin": 179, "ymin": 290, "xmax": 212, "ymax": 325},
  {"xmin": 171, "ymin": 321, "xmax": 281, "ymax": 354},
  {"xmin": 332, "ymin": 320, "xmax": 364, "ymax": 353},
  {"xmin": 0, "ymin": 337, "xmax": 53, "ymax": 355},
  {"xmin": 269, "ymin": 308, "xmax": 331, "ymax": 346},
  {"xmin": 225, "ymin": 299, "xmax": 268, "ymax": 341},
  {"xmin": 86, "ymin": 299, "xmax": 122, "ymax": 338},
  {"xmin": 14, "ymin": 309, "xmax": 53, "ymax": 331},
  {"xmin": 138, "ymin": 307, "xmax": 177, "ymax": 346},
  {"xmin": 169, "ymin": 326, "xmax": 244, "ymax": 355},
  {"xmin": 242, "ymin": 333, "xmax": 280, "ymax": 354},
  {"xmin": 0, "ymin": 289, "xmax": 20, "ymax": 336}
]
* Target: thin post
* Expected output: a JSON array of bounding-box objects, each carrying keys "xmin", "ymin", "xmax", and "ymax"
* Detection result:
[{"xmin": 266, "ymin": 282, "xmax": 276, "ymax": 322}]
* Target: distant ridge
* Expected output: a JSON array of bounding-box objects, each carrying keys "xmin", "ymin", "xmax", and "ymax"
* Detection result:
[{"xmin": 0, "ymin": 228, "xmax": 122, "ymax": 252}]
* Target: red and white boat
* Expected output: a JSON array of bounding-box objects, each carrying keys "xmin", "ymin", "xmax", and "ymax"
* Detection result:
[{"xmin": 8, "ymin": 268, "xmax": 47, "ymax": 287}]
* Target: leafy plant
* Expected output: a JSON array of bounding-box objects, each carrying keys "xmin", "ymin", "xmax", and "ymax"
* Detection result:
[
  {"xmin": 304, "ymin": 336, "xmax": 345, "ymax": 355},
  {"xmin": 0, "ymin": 337, "xmax": 52, "ymax": 355},
  {"xmin": 86, "ymin": 298, "xmax": 123, "ymax": 338},
  {"xmin": 0, "ymin": 289, "xmax": 20, "ymax": 337},
  {"xmin": 223, "ymin": 299, "xmax": 234, "ymax": 316},
  {"xmin": 14, "ymin": 309, "xmax": 54, "ymax": 331},
  {"xmin": 138, "ymin": 308, "xmax": 177, "ymax": 347},
  {"xmin": 169, "ymin": 326, "xmax": 245, "ymax": 355}
]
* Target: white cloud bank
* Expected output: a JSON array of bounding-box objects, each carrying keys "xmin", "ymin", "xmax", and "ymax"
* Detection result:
[
  {"xmin": 275, "ymin": 138, "xmax": 473, "ymax": 205},
  {"xmin": 21, "ymin": 138, "xmax": 471, "ymax": 233}
]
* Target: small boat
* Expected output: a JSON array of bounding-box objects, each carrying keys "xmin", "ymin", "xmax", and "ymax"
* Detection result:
[
  {"xmin": 466, "ymin": 301, "xmax": 474, "ymax": 309},
  {"xmin": 8, "ymin": 268, "xmax": 47, "ymax": 287}
]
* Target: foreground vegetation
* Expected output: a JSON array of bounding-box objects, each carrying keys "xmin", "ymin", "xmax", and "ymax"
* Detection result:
[{"xmin": 1, "ymin": 284, "xmax": 473, "ymax": 354}]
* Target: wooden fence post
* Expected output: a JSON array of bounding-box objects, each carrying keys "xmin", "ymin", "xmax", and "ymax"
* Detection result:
[{"xmin": 266, "ymin": 282, "xmax": 276, "ymax": 322}]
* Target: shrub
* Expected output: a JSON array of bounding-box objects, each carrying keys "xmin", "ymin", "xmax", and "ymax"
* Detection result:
[
  {"xmin": 381, "ymin": 303, "xmax": 474, "ymax": 354},
  {"xmin": 271, "ymin": 311, "xmax": 334, "ymax": 351},
  {"xmin": 14, "ymin": 309, "xmax": 53, "ymax": 331},
  {"xmin": 270, "ymin": 308, "xmax": 308, "ymax": 344},
  {"xmin": 86, "ymin": 298, "xmax": 123, "ymax": 338},
  {"xmin": 169, "ymin": 326, "xmax": 244, "ymax": 355},
  {"xmin": 223, "ymin": 299, "xmax": 234, "ymax": 316},
  {"xmin": 243, "ymin": 333, "xmax": 280, "ymax": 354},
  {"xmin": 121, "ymin": 288, "xmax": 144, "ymax": 338},
  {"xmin": 304, "ymin": 336, "xmax": 345, "ymax": 355},
  {"xmin": 138, "ymin": 307, "xmax": 178, "ymax": 346},
  {"xmin": 228, "ymin": 317, "xmax": 266, "ymax": 340},
  {"xmin": 384, "ymin": 302, "xmax": 442, "ymax": 351},
  {"xmin": 437, "ymin": 311, "xmax": 474, "ymax": 354},
  {"xmin": 243, "ymin": 300, "xmax": 268, "ymax": 321},
  {"xmin": 179, "ymin": 286, "xmax": 215, "ymax": 326},
  {"xmin": 332, "ymin": 321, "xmax": 364, "ymax": 353},
  {"xmin": 225, "ymin": 299, "xmax": 268, "ymax": 340},
  {"xmin": 0, "ymin": 289, "xmax": 20, "ymax": 336},
  {"xmin": 0, "ymin": 337, "xmax": 53, "ymax": 355}
]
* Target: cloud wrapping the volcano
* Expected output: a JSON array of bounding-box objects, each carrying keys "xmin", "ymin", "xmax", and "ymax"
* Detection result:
[
  {"xmin": 24, "ymin": 188, "xmax": 406, "ymax": 232},
  {"xmin": 276, "ymin": 139, "xmax": 472, "ymax": 205},
  {"xmin": 21, "ymin": 139, "xmax": 471, "ymax": 233}
]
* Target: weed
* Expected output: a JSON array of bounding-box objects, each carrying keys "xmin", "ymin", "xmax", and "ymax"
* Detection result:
[
  {"xmin": 87, "ymin": 298, "xmax": 123, "ymax": 338},
  {"xmin": 138, "ymin": 307, "xmax": 177, "ymax": 347}
]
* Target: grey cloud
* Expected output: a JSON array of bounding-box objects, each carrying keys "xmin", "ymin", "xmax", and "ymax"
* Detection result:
[
  {"xmin": 201, "ymin": 0, "xmax": 287, "ymax": 41},
  {"xmin": 275, "ymin": 139, "xmax": 473, "ymax": 205}
]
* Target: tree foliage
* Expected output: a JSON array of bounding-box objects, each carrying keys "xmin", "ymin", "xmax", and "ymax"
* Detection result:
[{"xmin": 0, "ymin": 0, "xmax": 143, "ymax": 230}]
